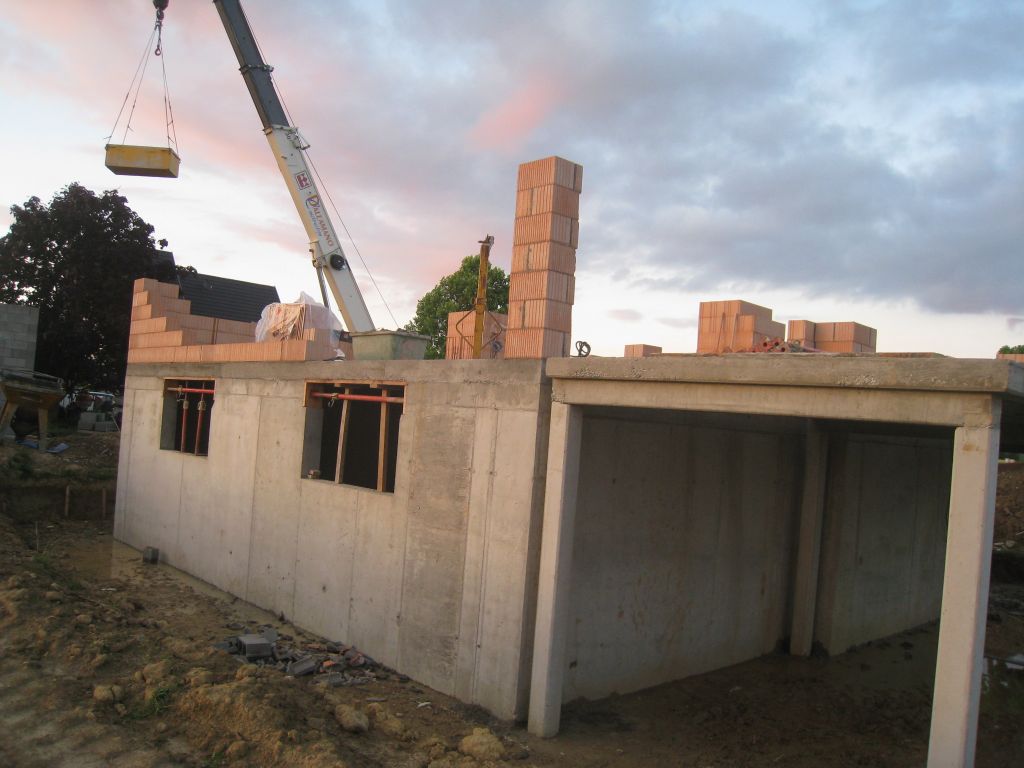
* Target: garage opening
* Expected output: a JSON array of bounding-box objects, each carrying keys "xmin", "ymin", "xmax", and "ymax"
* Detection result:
[{"xmin": 562, "ymin": 406, "xmax": 953, "ymax": 704}]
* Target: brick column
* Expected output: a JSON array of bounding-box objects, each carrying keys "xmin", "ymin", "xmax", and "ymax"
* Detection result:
[{"xmin": 505, "ymin": 157, "xmax": 582, "ymax": 359}]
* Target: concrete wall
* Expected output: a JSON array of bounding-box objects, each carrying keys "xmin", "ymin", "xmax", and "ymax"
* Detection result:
[
  {"xmin": 814, "ymin": 432, "xmax": 952, "ymax": 653},
  {"xmin": 563, "ymin": 411, "xmax": 803, "ymax": 701},
  {"xmin": 115, "ymin": 359, "xmax": 550, "ymax": 719},
  {"xmin": 0, "ymin": 303, "xmax": 39, "ymax": 371}
]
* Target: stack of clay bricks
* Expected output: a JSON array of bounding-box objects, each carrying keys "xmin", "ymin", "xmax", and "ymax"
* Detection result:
[
  {"xmin": 697, "ymin": 300, "xmax": 786, "ymax": 353},
  {"xmin": 787, "ymin": 320, "xmax": 877, "ymax": 353},
  {"xmin": 445, "ymin": 310, "xmax": 507, "ymax": 359},
  {"xmin": 127, "ymin": 278, "xmax": 335, "ymax": 364},
  {"xmin": 504, "ymin": 156, "xmax": 583, "ymax": 359},
  {"xmin": 624, "ymin": 344, "xmax": 661, "ymax": 358}
]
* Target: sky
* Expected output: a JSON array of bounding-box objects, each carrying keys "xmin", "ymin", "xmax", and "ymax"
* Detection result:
[{"xmin": 0, "ymin": 0, "xmax": 1021, "ymax": 358}]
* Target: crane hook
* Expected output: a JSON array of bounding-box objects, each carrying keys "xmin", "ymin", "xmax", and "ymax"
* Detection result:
[{"xmin": 153, "ymin": 0, "xmax": 169, "ymax": 55}]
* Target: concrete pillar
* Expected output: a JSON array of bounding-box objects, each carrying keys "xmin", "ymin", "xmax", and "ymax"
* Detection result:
[
  {"xmin": 790, "ymin": 422, "xmax": 829, "ymax": 656},
  {"xmin": 528, "ymin": 402, "xmax": 583, "ymax": 737},
  {"xmin": 927, "ymin": 404, "xmax": 1001, "ymax": 768}
]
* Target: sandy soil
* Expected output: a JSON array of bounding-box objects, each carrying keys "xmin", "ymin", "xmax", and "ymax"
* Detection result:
[
  {"xmin": 0, "ymin": 441, "xmax": 1022, "ymax": 766},
  {"xmin": 0, "ymin": 515, "xmax": 1021, "ymax": 768}
]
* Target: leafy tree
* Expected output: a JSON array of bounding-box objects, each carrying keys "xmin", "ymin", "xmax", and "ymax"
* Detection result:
[
  {"xmin": 999, "ymin": 344, "xmax": 1024, "ymax": 354},
  {"xmin": 404, "ymin": 255, "xmax": 509, "ymax": 359},
  {"xmin": 0, "ymin": 183, "xmax": 176, "ymax": 393}
]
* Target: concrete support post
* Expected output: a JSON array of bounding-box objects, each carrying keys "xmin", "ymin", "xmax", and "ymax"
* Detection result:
[
  {"xmin": 528, "ymin": 402, "xmax": 583, "ymax": 737},
  {"xmin": 927, "ymin": 405, "xmax": 1001, "ymax": 768},
  {"xmin": 790, "ymin": 422, "xmax": 829, "ymax": 656}
]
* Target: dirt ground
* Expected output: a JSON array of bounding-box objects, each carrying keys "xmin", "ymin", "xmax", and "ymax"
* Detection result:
[{"xmin": 0, "ymin": 440, "xmax": 1022, "ymax": 767}]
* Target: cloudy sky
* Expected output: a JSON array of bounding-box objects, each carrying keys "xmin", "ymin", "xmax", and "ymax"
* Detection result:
[{"xmin": 1, "ymin": 0, "xmax": 1021, "ymax": 357}]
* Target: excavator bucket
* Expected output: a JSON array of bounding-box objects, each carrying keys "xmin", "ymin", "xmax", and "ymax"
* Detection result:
[{"xmin": 104, "ymin": 144, "xmax": 180, "ymax": 178}]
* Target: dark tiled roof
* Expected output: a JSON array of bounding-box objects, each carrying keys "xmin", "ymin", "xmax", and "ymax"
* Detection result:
[{"xmin": 176, "ymin": 272, "xmax": 280, "ymax": 323}]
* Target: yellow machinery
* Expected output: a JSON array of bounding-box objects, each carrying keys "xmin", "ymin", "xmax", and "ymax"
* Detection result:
[{"xmin": 104, "ymin": 0, "xmax": 180, "ymax": 178}]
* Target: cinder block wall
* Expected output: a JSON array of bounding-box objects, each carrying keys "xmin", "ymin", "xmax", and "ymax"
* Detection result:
[
  {"xmin": 564, "ymin": 412, "xmax": 803, "ymax": 701},
  {"xmin": 115, "ymin": 359, "xmax": 551, "ymax": 719},
  {"xmin": 0, "ymin": 304, "xmax": 40, "ymax": 370}
]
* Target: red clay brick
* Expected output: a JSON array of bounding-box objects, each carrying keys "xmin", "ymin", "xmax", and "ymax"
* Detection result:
[
  {"xmin": 624, "ymin": 344, "xmax": 662, "ymax": 358},
  {"xmin": 517, "ymin": 157, "xmax": 583, "ymax": 193},
  {"xmin": 504, "ymin": 328, "xmax": 569, "ymax": 359},
  {"xmin": 515, "ymin": 185, "xmax": 580, "ymax": 219},
  {"xmin": 511, "ymin": 242, "xmax": 576, "ymax": 274},
  {"xmin": 506, "ymin": 299, "xmax": 573, "ymax": 332},
  {"xmin": 508, "ymin": 270, "xmax": 575, "ymax": 303},
  {"xmin": 513, "ymin": 212, "xmax": 578, "ymax": 248}
]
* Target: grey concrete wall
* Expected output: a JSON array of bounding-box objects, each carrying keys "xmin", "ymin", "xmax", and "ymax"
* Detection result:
[
  {"xmin": 0, "ymin": 303, "xmax": 39, "ymax": 371},
  {"xmin": 115, "ymin": 359, "xmax": 550, "ymax": 719},
  {"xmin": 563, "ymin": 411, "xmax": 803, "ymax": 702},
  {"xmin": 814, "ymin": 432, "xmax": 952, "ymax": 653}
]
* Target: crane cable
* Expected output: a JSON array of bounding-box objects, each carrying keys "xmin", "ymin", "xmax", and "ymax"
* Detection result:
[
  {"xmin": 240, "ymin": 4, "xmax": 399, "ymax": 328},
  {"xmin": 105, "ymin": 2, "xmax": 180, "ymax": 155}
]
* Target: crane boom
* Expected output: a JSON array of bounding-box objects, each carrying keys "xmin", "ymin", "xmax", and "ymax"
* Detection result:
[{"xmin": 212, "ymin": 0, "xmax": 374, "ymax": 333}]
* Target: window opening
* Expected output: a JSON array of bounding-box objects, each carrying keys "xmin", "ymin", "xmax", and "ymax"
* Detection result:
[
  {"xmin": 161, "ymin": 379, "xmax": 214, "ymax": 455},
  {"xmin": 303, "ymin": 382, "xmax": 404, "ymax": 492}
]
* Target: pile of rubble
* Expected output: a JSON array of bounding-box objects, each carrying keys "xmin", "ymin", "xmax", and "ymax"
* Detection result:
[{"xmin": 213, "ymin": 625, "xmax": 390, "ymax": 688}]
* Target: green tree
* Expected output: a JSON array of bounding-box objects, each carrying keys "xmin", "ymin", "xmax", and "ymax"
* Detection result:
[
  {"xmin": 0, "ymin": 183, "xmax": 176, "ymax": 393},
  {"xmin": 404, "ymin": 255, "xmax": 509, "ymax": 359},
  {"xmin": 999, "ymin": 344, "xmax": 1024, "ymax": 354}
]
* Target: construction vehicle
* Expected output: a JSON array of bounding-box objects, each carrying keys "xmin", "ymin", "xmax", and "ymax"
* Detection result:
[
  {"xmin": 133, "ymin": 1, "xmax": 374, "ymax": 333},
  {"xmin": 209, "ymin": 0, "xmax": 374, "ymax": 333}
]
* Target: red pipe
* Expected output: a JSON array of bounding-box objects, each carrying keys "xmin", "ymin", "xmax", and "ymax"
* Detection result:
[
  {"xmin": 167, "ymin": 386, "xmax": 216, "ymax": 395},
  {"xmin": 311, "ymin": 391, "xmax": 405, "ymax": 405}
]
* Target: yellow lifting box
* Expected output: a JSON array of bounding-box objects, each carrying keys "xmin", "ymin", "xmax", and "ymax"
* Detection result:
[{"xmin": 104, "ymin": 144, "xmax": 180, "ymax": 178}]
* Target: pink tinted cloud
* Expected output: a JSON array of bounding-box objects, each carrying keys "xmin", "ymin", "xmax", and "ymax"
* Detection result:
[{"xmin": 468, "ymin": 77, "xmax": 562, "ymax": 152}]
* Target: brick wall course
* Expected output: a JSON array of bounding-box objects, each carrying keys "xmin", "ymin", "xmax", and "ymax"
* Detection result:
[
  {"xmin": 508, "ymin": 271, "xmax": 575, "ymax": 304},
  {"xmin": 506, "ymin": 299, "xmax": 573, "ymax": 333},
  {"xmin": 515, "ymin": 184, "xmax": 581, "ymax": 219},
  {"xmin": 510, "ymin": 243, "xmax": 576, "ymax": 275},
  {"xmin": 517, "ymin": 156, "xmax": 583, "ymax": 192},
  {"xmin": 504, "ymin": 328, "xmax": 569, "ymax": 359}
]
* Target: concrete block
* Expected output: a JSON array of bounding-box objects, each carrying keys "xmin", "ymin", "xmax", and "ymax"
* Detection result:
[
  {"xmin": 513, "ymin": 213, "xmax": 579, "ymax": 248},
  {"xmin": 511, "ymin": 243, "xmax": 577, "ymax": 275},
  {"xmin": 517, "ymin": 156, "xmax": 583, "ymax": 193},
  {"xmin": 237, "ymin": 634, "xmax": 273, "ymax": 660},
  {"xmin": 286, "ymin": 657, "xmax": 319, "ymax": 676},
  {"xmin": 508, "ymin": 271, "xmax": 575, "ymax": 303}
]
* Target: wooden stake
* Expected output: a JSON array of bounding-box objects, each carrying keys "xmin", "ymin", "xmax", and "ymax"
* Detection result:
[
  {"xmin": 333, "ymin": 388, "xmax": 350, "ymax": 484},
  {"xmin": 377, "ymin": 389, "xmax": 389, "ymax": 492},
  {"xmin": 64, "ymin": 485, "xmax": 70, "ymax": 519}
]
